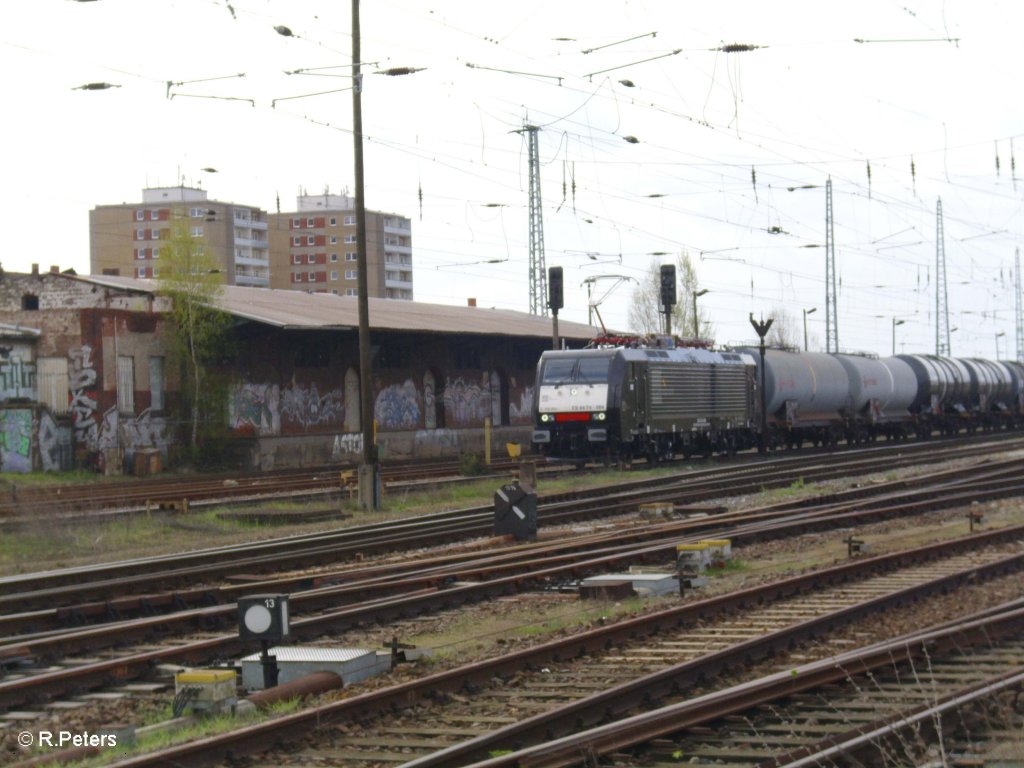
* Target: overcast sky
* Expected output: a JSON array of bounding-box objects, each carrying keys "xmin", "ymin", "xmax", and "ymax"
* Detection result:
[{"xmin": 4, "ymin": 0, "xmax": 1023, "ymax": 358}]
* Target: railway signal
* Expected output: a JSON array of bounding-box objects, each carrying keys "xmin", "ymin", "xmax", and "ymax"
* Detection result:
[
  {"xmin": 548, "ymin": 266, "xmax": 563, "ymax": 349},
  {"xmin": 659, "ymin": 264, "xmax": 676, "ymax": 335},
  {"xmin": 238, "ymin": 594, "xmax": 291, "ymax": 688}
]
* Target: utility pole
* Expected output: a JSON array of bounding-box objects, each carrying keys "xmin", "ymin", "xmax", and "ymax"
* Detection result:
[
  {"xmin": 936, "ymin": 197, "xmax": 951, "ymax": 356},
  {"xmin": 824, "ymin": 178, "xmax": 838, "ymax": 354},
  {"xmin": 1015, "ymin": 247, "xmax": 1023, "ymax": 360},
  {"xmin": 523, "ymin": 125, "xmax": 547, "ymax": 316},
  {"xmin": 802, "ymin": 306, "xmax": 816, "ymax": 352},
  {"xmin": 352, "ymin": 0, "xmax": 378, "ymax": 509},
  {"xmin": 692, "ymin": 289, "xmax": 708, "ymax": 339}
]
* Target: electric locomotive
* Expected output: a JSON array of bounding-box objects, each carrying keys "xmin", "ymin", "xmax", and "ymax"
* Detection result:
[{"xmin": 532, "ymin": 344, "xmax": 757, "ymax": 463}]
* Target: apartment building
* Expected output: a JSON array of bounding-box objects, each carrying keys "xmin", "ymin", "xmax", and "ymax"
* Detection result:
[
  {"xmin": 89, "ymin": 186, "xmax": 271, "ymax": 287},
  {"xmin": 268, "ymin": 193, "xmax": 413, "ymax": 300}
]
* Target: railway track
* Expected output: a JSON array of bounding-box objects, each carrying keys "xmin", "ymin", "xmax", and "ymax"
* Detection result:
[
  {"xmin": 488, "ymin": 602, "xmax": 1024, "ymax": 768},
  {"xmin": 65, "ymin": 528, "xmax": 1024, "ymax": 767},
  {"xmin": 3, "ymin": 436, "xmax": 1022, "ymax": 766},
  {"xmin": 1, "ymin": 444, "xmax": 1022, "ymax": 714},
  {"xmin": 2, "ymin": 435, "xmax": 1016, "ymax": 606},
  {"xmin": 0, "ymin": 457, "xmax": 528, "ymax": 526},
  {"xmin": 2, "ymin": 448, "xmax": 1022, "ymax": 638}
]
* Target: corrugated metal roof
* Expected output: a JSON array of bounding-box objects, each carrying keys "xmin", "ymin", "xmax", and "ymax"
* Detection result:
[{"xmin": 73, "ymin": 274, "xmax": 601, "ymax": 341}]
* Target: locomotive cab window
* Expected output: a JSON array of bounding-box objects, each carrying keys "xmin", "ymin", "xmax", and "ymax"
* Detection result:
[
  {"xmin": 541, "ymin": 356, "xmax": 611, "ymax": 385},
  {"xmin": 541, "ymin": 359, "xmax": 576, "ymax": 385},
  {"xmin": 577, "ymin": 358, "xmax": 610, "ymax": 383}
]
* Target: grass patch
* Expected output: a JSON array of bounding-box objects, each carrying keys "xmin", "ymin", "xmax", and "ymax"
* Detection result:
[
  {"xmin": 46, "ymin": 698, "xmax": 303, "ymax": 768},
  {"xmin": 405, "ymin": 594, "xmax": 660, "ymax": 661}
]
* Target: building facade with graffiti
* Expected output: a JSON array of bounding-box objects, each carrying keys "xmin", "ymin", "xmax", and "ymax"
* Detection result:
[
  {"xmin": 0, "ymin": 270, "xmax": 598, "ymax": 472},
  {"xmin": 0, "ymin": 267, "xmax": 177, "ymax": 473}
]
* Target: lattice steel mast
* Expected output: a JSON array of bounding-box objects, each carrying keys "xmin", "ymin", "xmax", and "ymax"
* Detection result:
[
  {"xmin": 524, "ymin": 124, "xmax": 548, "ymax": 316},
  {"xmin": 825, "ymin": 177, "xmax": 838, "ymax": 353},
  {"xmin": 936, "ymin": 198, "xmax": 951, "ymax": 356}
]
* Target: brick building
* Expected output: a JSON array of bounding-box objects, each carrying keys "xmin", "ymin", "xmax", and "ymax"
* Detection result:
[
  {"xmin": 0, "ymin": 271, "xmax": 596, "ymax": 472},
  {"xmin": 0, "ymin": 267, "xmax": 175, "ymax": 473}
]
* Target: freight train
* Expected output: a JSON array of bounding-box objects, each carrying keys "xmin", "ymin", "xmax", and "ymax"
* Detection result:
[{"xmin": 531, "ymin": 339, "xmax": 1024, "ymax": 464}]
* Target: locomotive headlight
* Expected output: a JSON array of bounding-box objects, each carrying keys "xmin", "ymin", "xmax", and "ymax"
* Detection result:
[
  {"xmin": 595, "ymin": 412, "xmax": 607, "ymax": 421},
  {"xmin": 540, "ymin": 413, "xmax": 551, "ymax": 423}
]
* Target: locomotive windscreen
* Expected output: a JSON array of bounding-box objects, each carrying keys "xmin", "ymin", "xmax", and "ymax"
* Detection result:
[
  {"xmin": 536, "ymin": 354, "xmax": 612, "ymax": 416},
  {"xmin": 541, "ymin": 357, "xmax": 610, "ymax": 385}
]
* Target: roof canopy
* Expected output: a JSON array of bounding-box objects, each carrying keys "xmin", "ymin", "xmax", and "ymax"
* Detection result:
[{"xmin": 75, "ymin": 275, "xmax": 600, "ymax": 341}]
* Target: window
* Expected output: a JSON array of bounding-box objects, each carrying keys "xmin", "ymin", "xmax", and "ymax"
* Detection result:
[
  {"xmin": 345, "ymin": 252, "xmax": 357, "ymax": 261},
  {"xmin": 191, "ymin": 226, "xmax": 204, "ymax": 238},
  {"xmin": 344, "ymin": 215, "xmax": 356, "ymax": 225},
  {"xmin": 152, "ymin": 248, "xmax": 160, "ymax": 259},
  {"xmin": 135, "ymin": 210, "xmax": 145, "ymax": 221},
  {"xmin": 295, "ymin": 272, "xmax": 305, "ymax": 282},
  {"xmin": 149, "ymin": 357, "xmax": 165, "ymax": 411},
  {"xmin": 21, "ymin": 294, "xmax": 39, "ymax": 311},
  {"xmin": 329, "ymin": 217, "xmax": 337, "ymax": 226},
  {"xmin": 330, "ymin": 253, "xmax": 338, "ymax": 262},
  {"xmin": 307, "ymin": 254, "xmax": 316, "ymax": 264},
  {"xmin": 330, "ymin": 271, "xmax": 339, "ymax": 281},
  {"xmin": 189, "ymin": 207, "xmax": 205, "ymax": 218},
  {"xmin": 345, "ymin": 288, "xmax": 357, "ymax": 297},
  {"xmin": 331, "ymin": 289, "xmax": 339, "ymax": 295},
  {"xmin": 292, "ymin": 236, "xmax": 302, "ymax": 246},
  {"xmin": 134, "ymin": 249, "xmax": 144, "ymax": 260},
  {"xmin": 136, "ymin": 229, "xmax": 145, "ymax": 240},
  {"xmin": 37, "ymin": 357, "xmax": 69, "ymax": 415},
  {"xmin": 151, "ymin": 267, "xmax": 159, "ymax": 277},
  {"xmin": 344, "ymin": 234, "xmax": 357, "ymax": 243},
  {"xmin": 292, "ymin": 254, "xmax": 302, "ymax": 265},
  {"xmin": 577, "ymin": 358, "xmax": 611, "ymax": 383},
  {"xmin": 117, "ymin": 355, "xmax": 135, "ymax": 414},
  {"xmin": 329, "ymin": 235, "xmax": 337, "ymax": 244},
  {"xmin": 305, "ymin": 217, "xmax": 315, "ymax": 228},
  {"xmin": 308, "ymin": 271, "xmax": 316, "ymax": 280},
  {"xmin": 345, "ymin": 269, "xmax": 357, "ymax": 280}
]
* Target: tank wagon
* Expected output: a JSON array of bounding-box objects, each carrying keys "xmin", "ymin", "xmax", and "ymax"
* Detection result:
[{"xmin": 533, "ymin": 342, "xmax": 1024, "ymax": 463}]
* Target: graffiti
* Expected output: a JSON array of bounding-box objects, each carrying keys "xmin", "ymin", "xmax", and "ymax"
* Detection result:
[
  {"xmin": 95, "ymin": 406, "xmax": 170, "ymax": 453},
  {"xmin": 414, "ymin": 429, "xmax": 460, "ymax": 451},
  {"xmin": 423, "ymin": 373, "xmax": 437, "ymax": 430},
  {"xmin": 69, "ymin": 345, "xmax": 99, "ymax": 448},
  {"xmin": 510, "ymin": 383, "xmax": 535, "ymax": 424},
  {"xmin": 121, "ymin": 408, "xmax": 170, "ymax": 451},
  {"xmin": 229, "ymin": 383, "xmax": 280, "ymax": 436},
  {"xmin": 0, "ymin": 357, "xmax": 36, "ymax": 401},
  {"xmin": 280, "ymin": 383, "xmax": 345, "ymax": 430},
  {"xmin": 332, "ymin": 432, "xmax": 363, "ymax": 459},
  {"xmin": 375, "ymin": 379, "xmax": 420, "ymax": 430},
  {"xmin": 38, "ymin": 410, "xmax": 71, "ymax": 472},
  {"xmin": 443, "ymin": 376, "xmax": 491, "ymax": 428},
  {"xmin": 0, "ymin": 409, "xmax": 32, "ymax": 473}
]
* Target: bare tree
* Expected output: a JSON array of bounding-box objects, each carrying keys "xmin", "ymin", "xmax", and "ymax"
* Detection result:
[
  {"xmin": 627, "ymin": 253, "xmax": 715, "ymax": 340},
  {"xmin": 766, "ymin": 306, "xmax": 802, "ymax": 349}
]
